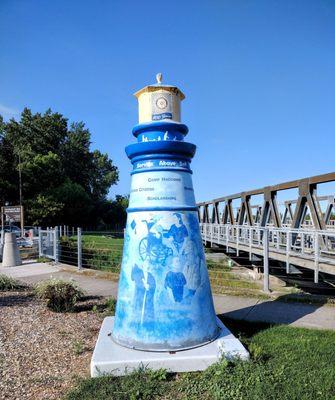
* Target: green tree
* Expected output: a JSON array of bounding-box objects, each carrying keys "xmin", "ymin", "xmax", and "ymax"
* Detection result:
[
  {"xmin": 53, "ymin": 180, "xmax": 93, "ymax": 226},
  {"xmin": 0, "ymin": 108, "xmax": 120, "ymax": 227},
  {"xmin": 0, "ymin": 116, "xmax": 17, "ymax": 204},
  {"xmin": 100, "ymin": 195, "xmax": 129, "ymax": 229},
  {"xmin": 26, "ymin": 194, "xmax": 64, "ymax": 226}
]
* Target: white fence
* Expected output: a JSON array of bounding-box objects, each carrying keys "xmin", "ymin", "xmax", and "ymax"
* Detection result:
[
  {"xmin": 38, "ymin": 228, "xmax": 59, "ymax": 261},
  {"xmin": 200, "ymin": 223, "xmax": 335, "ymax": 285},
  {"xmin": 37, "ymin": 227, "xmax": 123, "ymax": 273}
]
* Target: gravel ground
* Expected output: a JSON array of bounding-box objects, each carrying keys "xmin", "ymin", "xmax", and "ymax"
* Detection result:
[{"xmin": 0, "ymin": 291, "xmax": 105, "ymax": 400}]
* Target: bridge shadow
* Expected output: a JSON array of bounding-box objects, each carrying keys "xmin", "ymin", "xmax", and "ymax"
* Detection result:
[{"xmin": 218, "ymin": 293, "xmax": 328, "ymax": 329}]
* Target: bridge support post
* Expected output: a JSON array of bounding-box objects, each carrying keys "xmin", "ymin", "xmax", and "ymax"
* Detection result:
[
  {"xmin": 286, "ymin": 231, "xmax": 291, "ymax": 274},
  {"xmin": 236, "ymin": 226, "xmax": 239, "ymax": 256},
  {"xmin": 225, "ymin": 225, "xmax": 229, "ymax": 253},
  {"xmin": 314, "ymin": 232, "xmax": 319, "ymax": 284},
  {"xmin": 38, "ymin": 227, "xmax": 42, "ymax": 257},
  {"xmin": 263, "ymin": 228, "xmax": 270, "ymax": 293},
  {"xmin": 249, "ymin": 227, "xmax": 252, "ymax": 261}
]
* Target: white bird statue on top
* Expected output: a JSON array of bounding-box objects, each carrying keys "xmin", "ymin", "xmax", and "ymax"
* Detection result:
[{"xmin": 156, "ymin": 73, "xmax": 163, "ymax": 84}]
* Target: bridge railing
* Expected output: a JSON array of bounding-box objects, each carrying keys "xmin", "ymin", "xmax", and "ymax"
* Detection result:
[
  {"xmin": 197, "ymin": 172, "xmax": 335, "ymax": 232},
  {"xmin": 200, "ymin": 223, "xmax": 335, "ymax": 284}
]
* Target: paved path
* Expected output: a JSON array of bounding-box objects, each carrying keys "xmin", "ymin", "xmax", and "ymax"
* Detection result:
[
  {"xmin": 1, "ymin": 262, "xmax": 117, "ymax": 297},
  {"xmin": 1, "ymin": 262, "xmax": 334, "ymax": 330}
]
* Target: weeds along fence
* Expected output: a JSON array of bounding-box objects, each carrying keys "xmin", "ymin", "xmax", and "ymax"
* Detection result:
[{"xmin": 59, "ymin": 229, "xmax": 124, "ymax": 274}]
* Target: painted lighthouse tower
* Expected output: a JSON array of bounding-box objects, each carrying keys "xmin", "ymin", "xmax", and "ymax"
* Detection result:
[{"xmin": 112, "ymin": 74, "xmax": 219, "ymax": 351}]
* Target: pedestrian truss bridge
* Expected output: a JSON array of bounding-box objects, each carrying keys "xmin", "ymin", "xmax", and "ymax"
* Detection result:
[{"xmin": 197, "ymin": 172, "xmax": 335, "ymax": 282}]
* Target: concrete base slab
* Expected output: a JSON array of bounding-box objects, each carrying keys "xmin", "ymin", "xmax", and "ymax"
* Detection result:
[{"xmin": 90, "ymin": 317, "xmax": 249, "ymax": 377}]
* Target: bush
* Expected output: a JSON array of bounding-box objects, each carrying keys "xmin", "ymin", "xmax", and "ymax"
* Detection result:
[
  {"xmin": 104, "ymin": 297, "xmax": 117, "ymax": 315},
  {"xmin": 0, "ymin": 274, "xmax": 25, "ymax": 291},
  {"xmin": 34, "ymin": 278, "xmax": 84, "ymax": 312}
]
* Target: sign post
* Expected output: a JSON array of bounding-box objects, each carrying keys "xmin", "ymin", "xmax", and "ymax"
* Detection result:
[{"xmin": 1, "ymin": 205, "xmax": 24, "ymax": 237}]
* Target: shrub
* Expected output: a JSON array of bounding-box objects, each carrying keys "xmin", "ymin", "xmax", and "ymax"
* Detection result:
[
  {"xmin": 0, "ymin": 274, "xmax": 24, "ymax": 291},
  {"xmin": 91, "ymin": 297, "xmax": 116, "ymax": 315},
  {"xmin": 104, "ymin": 297, "xmax": 117, "ymax": 315},
  {"xmin": 34, "ymin": 278, "xmax": 84, "ymax": 312},
  {"xmin": 73, "ymin": 339, "xmax": 85, "ymax": 356}
]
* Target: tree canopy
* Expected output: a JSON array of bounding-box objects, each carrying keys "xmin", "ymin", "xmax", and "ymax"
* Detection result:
[{"xmin": 0, "ymin": 108, "xmax": 127, "ymax": 228}]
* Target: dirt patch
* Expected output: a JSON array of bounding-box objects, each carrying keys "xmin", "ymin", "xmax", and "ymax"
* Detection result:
[{"xmin": 0, "ymin": 291, "xmax": 104, "ymax": 400}]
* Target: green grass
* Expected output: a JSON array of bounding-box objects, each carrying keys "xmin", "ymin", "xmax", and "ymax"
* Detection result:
[
  {"xmin": 206, "ymin": 258, "xmax": 231, "ymax": 271},
  {"xmin": 104, "ymin": 297, "xmax": 117, "ymax": 314},
  {"xmin": 92, "ymin": 297, "xmax": 117, "ymax": 316},
  {"xmin": 0, "ymin": 274, "xmax": 25, "ymax": 291},
  {"xmin": 81, "ymin": 235, "xmax": 124, "ymax": 250},
  {"xmin": 207, "ymin": 258, "xmax": 264, "ymax": 296},
  {"xmin": 275, "ymin": 293, "xmax": 335, "ymax": 307},
  {"xmin": 36, "ymin": 256, "xmax": 50, "ymax": 263},
  {"xmin": 60, "ymin": 235, "xmax": 123, "ymax": 272},
  {"xmin": 64, "ymin": 321, "xmax": 335, "ymax": 400}
]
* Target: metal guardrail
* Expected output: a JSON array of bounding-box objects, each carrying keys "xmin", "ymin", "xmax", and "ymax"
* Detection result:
[
  {"xmin": 37, "ymin": 226, "xmax": 124, "ymax": 272},
  {"xmin": 56, "ymin": 229, "xmax": 123, "ymax": 274},
  {"xmin": 200, "ymin": 223, "xmax": 335, "ymax": 283}
]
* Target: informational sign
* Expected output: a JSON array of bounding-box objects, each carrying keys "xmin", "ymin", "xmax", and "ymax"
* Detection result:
[
  {"xmin": 1, "ymin": 205, "xmax": 24, "ymax": 236},
  {"xmin": 2, "ymin": 206, "xmax": 22, "ymax": 222}
]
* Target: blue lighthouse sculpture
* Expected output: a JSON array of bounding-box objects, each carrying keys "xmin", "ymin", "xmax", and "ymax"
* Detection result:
[{"xmin": 112, "ymin": 74, "xmax": 219, "ymax": 351}]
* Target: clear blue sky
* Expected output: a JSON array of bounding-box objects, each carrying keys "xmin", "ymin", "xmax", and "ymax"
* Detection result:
[{"xmin": 1, "ymin": 0, "xmax": 334, "ymax": 203}]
